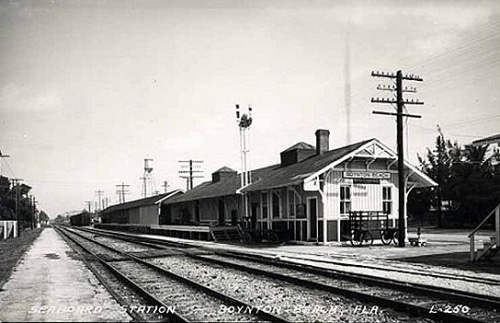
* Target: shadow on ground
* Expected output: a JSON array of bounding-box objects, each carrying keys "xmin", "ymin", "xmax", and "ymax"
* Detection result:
[{"xmin": 398, "ymin": 252, "xmax": 500, "ymax": 275}]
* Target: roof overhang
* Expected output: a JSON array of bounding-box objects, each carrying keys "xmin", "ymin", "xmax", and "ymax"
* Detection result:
[
  {"xmin": 155, "ymin": 189, "xmax": 183, "ymax": 205},
  {"xmin": 472, "ymin": 133, "xmax": 500, "ymax": 147},
  {"xmin": 303, "ymin": 139, "xmax": 437, "ymax": 188}
]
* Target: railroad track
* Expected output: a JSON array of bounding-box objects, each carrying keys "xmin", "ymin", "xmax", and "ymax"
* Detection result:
[
  {"xmin": 54, "ymin": 226, "xmax": 181, "ymax": 322},
  {"xmin": 68, "ymin": 226, "xmax": 500, "ymax": 322},
  {"xmin": 55, "ymin": 225, "xmax": 287, "ymax": 322},
  {"xmin": 277, "ymin": 251, "xmax": 500, "ymax": 286},
  {"xmin": 82, "ymin": 226, "xmax": 500, "ymax": 287}
]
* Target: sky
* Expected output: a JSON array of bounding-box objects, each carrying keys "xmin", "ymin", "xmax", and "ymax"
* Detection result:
[{"xmin": 1, "ymin": 0, "xmax": 499, "ymax": 217}]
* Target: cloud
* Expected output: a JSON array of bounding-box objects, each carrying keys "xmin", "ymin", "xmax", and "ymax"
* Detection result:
[{"xmin": 0, "ymin": 83, "xmax": 64, "ymax": 112}]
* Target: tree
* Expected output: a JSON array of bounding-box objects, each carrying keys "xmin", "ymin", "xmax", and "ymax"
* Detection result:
[
  {"xmin": 0, "ymin": 176, "xmax": 15, "ymax": 220},
  {"xmin": 39, "ymin": 210, "xmax": 50, "ymax": 226},
  {"xmin": 448, "ymin": 144, "xmax": 500, "ymax": 224},
  {"xmin": 0, "ymin": 176, "xmax": 37, "ymax": 230},
  {"xmin": 415, "ymin": 127, "xmax": 500, "ymax": 228},
  {"xmin": 416, "ymin": 126, "xmax": 461, "ymax": 227}
]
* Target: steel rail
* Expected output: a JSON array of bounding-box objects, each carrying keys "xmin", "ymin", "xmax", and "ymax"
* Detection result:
[
  {"xmin": 219, "ymin": 250, "xmax": 500, "ymax": 309},
  {"xmin": 53, "ymin": 226, "xmax": 145, "ymax": 322},
  {"xmin": 81, "ymin": 226, "xmax": 500, "ymax": 294},
  {"xmin": 60, "ymin": 226, "xmax": 289, "ymax": 323},
  {"xmin": 54, "ymin": 226, "xmax": 189, "ymax": 322},
  {"xmin": 78, "ymin": 227, "xmax": 500, "ymax": 323},
  {"xmin": 191, "ymin": 253, "xmax": 491, "ymax": 323},
  {"xmin": 264, "ymin": 252, "xmax": 500, "ymax": 286}
]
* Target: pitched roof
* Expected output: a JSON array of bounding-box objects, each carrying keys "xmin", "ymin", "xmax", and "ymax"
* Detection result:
[
  {"xmin": 214, "ymin": 166, "xmax": 237, "ymax": 173},
  {"xmin": 101, "ymin": 190, "xmax": 182, "ymax": 214},
  {"xmin": 241, "ymin": 139, "xmax": 373, "ymax": 192},
  {"xmin": 165, "ymin": 165, "xmax": 278, "ymax": 204},
  {"xmin": 472, "ymin": 133, "xmax": 500, "ymax": 146},
  {"xmin": 166, "ymin": 139, "xmax": 373, "ymax": 204},
  {"xmin": 282, "ymin": 142, "xmax": 315, "ymax": 152}
]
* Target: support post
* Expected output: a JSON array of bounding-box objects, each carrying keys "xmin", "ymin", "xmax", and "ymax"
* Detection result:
[
  {"xmin": 496, "ymin": 206, "xmax": 500, "ymax": 245},
  {"xmin": 470, "ymin": 233, "xmax": 476, "ymax": 262}
]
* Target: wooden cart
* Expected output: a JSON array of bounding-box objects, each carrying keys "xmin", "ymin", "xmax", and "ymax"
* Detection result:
[{"xmin": 348, "ymin": 211, "xmax": 399, "ymax": 246}]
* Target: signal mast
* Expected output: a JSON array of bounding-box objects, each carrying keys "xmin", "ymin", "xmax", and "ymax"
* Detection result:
[{"xmin": 236, "ymin": 104, "xmax": 253, "ymax": 221}]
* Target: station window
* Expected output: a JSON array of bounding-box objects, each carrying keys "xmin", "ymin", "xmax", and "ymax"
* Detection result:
[
  {"xmin": 288, "ymin": 190, "xmax": 296, "ymax": 217},
  {"xmin": 261, "ymin": 192, "xmax": 268, "ymax": 219},
  {"xmin": 383, "ymin": 186, "xmax": 392, "ymax": 214},
  {"xmin": 272, "ymin": 191, "xmax": 280, "ymax": 218},
  {"xmin": 340, "ymin": 186, "xmax": 351, "ymax": 216}
]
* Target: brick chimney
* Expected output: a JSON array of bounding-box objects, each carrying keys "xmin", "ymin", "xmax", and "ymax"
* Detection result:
[{"xmin": 315, "ymin": 129, "xmax": 330, "ymax": 155}]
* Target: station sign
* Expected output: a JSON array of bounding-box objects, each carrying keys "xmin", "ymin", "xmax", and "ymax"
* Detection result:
[{"xmin": 343, "ymin": 171, "xmax": 390, "ymax": 180}]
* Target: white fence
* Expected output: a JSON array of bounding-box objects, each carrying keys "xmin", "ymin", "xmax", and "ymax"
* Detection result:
[{"xmin": 0, "ymin": 221, "xmax": 18, "ymax": 240}]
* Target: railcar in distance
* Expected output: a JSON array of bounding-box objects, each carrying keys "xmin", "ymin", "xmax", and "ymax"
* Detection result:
[{"xmin": 70, "ymin": 212, "xmax": 91, "ymax": 226}]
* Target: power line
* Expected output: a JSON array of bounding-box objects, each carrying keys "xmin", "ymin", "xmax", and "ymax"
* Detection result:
[
  {"xmin": 115, "ymin": 182, "xmax": 130, "ymax": 204},
  {"xmin": 84, "ymin": 201, "xmax": 93, "ymax": 213},
  {"xmin": 178, "ymin": 160, "xmax": 204, "ymax": 191},
  {"xmin": 371, "ymin": 70, "xmax": 424, "ymax": 247},
  {"xmin": 162, "ymin": 181, "xmax": 170, "ymax": 193},
  {"xmin": 11, "ymin": 178, "xmax": 23, "ymax": 236},
  {"xmin": 95, "ymin": 190, "xmax": 104, "ymax": 211}
]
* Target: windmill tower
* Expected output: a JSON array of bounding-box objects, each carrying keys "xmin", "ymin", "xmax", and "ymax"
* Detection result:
[
  {"xmin": 236, "ymin": 104, "xmax": 253, "ymax": 221},
  {"xmin": 141, "ymin": 158, "xmax": 155, "ymax": 198}
]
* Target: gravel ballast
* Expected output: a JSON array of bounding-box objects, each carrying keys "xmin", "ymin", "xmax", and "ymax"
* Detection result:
[{"xmin": 150, "ymin": 255, "xmax": 428, "ymax": 322}]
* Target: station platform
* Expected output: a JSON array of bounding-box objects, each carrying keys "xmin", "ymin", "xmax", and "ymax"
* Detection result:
[
  {"xmin": 103, "ymin": 226, "xmax": 500, "ymax": 275},
  {"xmin": 96, "ymin": 226, "xmax": 499, "ymax": 298},
  {"xmin": 0, "ymin": 228, "xmax": 131, "ymax": 322}
]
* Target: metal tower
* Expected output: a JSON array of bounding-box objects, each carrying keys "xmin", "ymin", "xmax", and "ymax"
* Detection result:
[
  {"xmin": 141, "ymin": 158, "xmax": 155, "ymax": 197},
  {"xmin": 236, "ymin": 104, "xmax": 253, "ymax": 221}
]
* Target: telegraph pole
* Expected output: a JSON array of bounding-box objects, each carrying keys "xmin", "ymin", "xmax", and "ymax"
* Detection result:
[
  {"xmin": 115, "ymin": 182, "xmax": 130, "ymax": 203},
  {"xmin": 85, "ymin": 201, "xmax": 93, "ymax": 213},
  {"xmin": 371, "ymin": 70, "xmax": 423, "ymax": 247},
  {"xmin": 11, "ymin": 178, "xmax": 23, "ymax": 236},
  {"xmin": 179, "ymin": 160, "xmax": 204, "ymax": 190},
  {"xmin": 162, "ymin": 181, "xmax": 170, "ymax": 193},
  {"xmin": 95, "ymin": 190, "xmax": 104, "ymax": 211},
  {"xmin": 30, "ymin": 195, "xmax": 37, "ymax": 230}
]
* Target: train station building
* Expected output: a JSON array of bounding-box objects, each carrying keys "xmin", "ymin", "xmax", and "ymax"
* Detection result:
[
  {"xmin": 163, "ymin": 129, "xmax": 437, "ymax": 243},
  {"xmin": 100, "ymin": 190, "xmax": 182, "ymax": 225}
]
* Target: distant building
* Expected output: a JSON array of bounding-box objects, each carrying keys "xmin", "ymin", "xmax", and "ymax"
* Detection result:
[
  {"xmin": 165, "ymin": 129, "xmax": 437, "ymax": 243},
  {"xmin": 100, "ymin": 190, "xmax": 183, "ymax": 225},
  {"xmin": 472, "ymin": 133, "xmax": 500, "ymax": 167}
]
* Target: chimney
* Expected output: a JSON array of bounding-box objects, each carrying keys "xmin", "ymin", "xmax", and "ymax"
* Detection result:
[{"xmin": 315, "ymin": 129, "xmax": 330, "ymax": 155}]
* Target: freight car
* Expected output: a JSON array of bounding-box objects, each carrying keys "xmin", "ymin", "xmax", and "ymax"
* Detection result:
[{"xmin": 70, "ymin": 212, "xmax": 91, "ymax": 226}]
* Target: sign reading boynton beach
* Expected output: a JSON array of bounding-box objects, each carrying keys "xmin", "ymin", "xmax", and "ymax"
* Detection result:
[{"xmin": 342, "ymin": 171, "xmax": 391, "ymax": 179}]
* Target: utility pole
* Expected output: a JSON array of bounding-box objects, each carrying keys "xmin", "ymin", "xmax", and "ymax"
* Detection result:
[
  {"xmin": 85, "ymin": 201, "xmax": 93, "ymax": 213},
  {"xmin": 179, "ymin": 160, "xmax": 204, "ymax": 190},
  {"xmin": 115, "ymin": 182, "xmax": 130, "ymax": 203},
  {"xmin": 11, "ymin": 178, "xmax": 23, "ymax": 236},
  {"xmin": 162, "ymin": 181, "xmax": 170, "ymax": 193},
  {"xmin": 30, "ymin": 195, "xmax": 37, "ymax": 230},
  {"xmin": 371, "ymin": 70, "xmax": 423, "ymax": 247},
  {"xmin": 95, "ymin": 190, "xmax": 104, "ymax": 211}
]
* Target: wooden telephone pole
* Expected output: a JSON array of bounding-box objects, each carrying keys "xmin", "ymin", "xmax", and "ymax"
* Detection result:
[
  {"xmin": 371, "ymin": 70, "xmax": 424, "ymax": 247},
  {"xmin": 179, "ymin": 160, "xmax": 204, "ymax": 190},
  {"xmin": 115, "ymin": 182, "xmax": 130, "ymax": 203}
]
